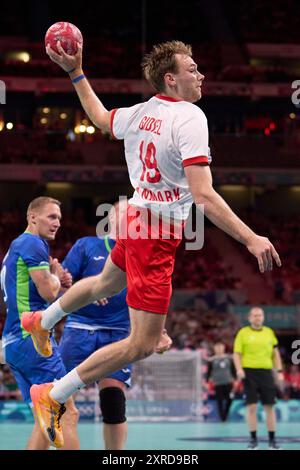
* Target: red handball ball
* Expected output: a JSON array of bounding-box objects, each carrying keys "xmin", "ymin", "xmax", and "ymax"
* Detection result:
[{"xmin": 45, "ymin": 22, "xmax": 83, "ymax": 55}]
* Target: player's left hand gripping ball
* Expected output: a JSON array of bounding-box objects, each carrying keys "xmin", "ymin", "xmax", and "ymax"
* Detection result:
[{"xmin": 45, "ymin": 21, "xmax": 83, "ymax": 55}]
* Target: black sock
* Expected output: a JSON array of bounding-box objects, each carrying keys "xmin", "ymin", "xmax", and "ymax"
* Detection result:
[
  {"xmin": 250, "ymin": 431, "xmax": 257, "ymax": 440},
  {"xmin": 269, "ymin": 431, "xmax": 275, "ymax": 441}
]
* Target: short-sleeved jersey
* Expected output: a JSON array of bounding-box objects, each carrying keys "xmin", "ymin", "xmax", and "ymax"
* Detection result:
[
  {"xmin": 110, "ymin": 94, "xmax": 212, "ymax": 221},
  {"xmin": 1, "ymin": 232, "xmax": 50, "ymax": 347},
  {"xmin": 233, "ymin": 326, "xmax": 278, "ymax": 369},
  {"xmin": 207, "ymin": 355, "xmax": 235, "ymax": 385},
  {"xmin": 62, "ymin": 236, "xmax": 129, "ymax": 332}
]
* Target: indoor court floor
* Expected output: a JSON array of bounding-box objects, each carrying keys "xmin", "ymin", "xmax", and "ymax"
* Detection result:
[{"xmin": 1, "ymin": 421, "xmax": 300, "ymax": 450}]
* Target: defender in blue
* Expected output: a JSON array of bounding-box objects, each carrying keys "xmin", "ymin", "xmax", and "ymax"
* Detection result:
[
  {"xmin": 59, "ymin": 201, "xmax": 131, "ymax": 450},
  {"xmin": 1, "ymin": 197, "xmax": 79, "ymax": 450}
]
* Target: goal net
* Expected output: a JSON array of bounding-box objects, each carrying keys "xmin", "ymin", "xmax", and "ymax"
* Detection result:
[{"xmin": 126, "ymin": 349, "xmax": 202, "ymax": 421}]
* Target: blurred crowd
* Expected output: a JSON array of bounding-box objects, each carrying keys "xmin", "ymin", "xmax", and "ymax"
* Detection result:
[
  {"xmin": 173, "ymin": 237, "xmax": 243, "ymax": 291},
  {"xmin": 167, "ymin": 308, "xmax": 240, "ymax": 351},
  {"xmin": 2, "ymin": 45, "xmax": 298, "ymax": 84},
  {"xmin": 0, "ymin": 131, "xmax": 84, "ymax": 165},
  {"xmin": 224, "ymin": 0, "xmax": 300, "ymax": 43},
  {"xmin": 237, "ymin": 210, "xmax": 300, "ymax": 303},
  {"xmin": 1, "ymin": 0, "xmax": 299, "ymax": 81},
  {"xmin": 0, "ymin": 129, "xmax": 298, "ymax": 168}
]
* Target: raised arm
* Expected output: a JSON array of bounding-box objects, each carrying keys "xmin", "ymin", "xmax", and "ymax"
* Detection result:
[
  {"xmin": 184, "ymin": 164, "xmax": 282, "ymax": 273},
  {"xmin": 46, "ymin": 41, "xmax": 112, "ymax": 133}
]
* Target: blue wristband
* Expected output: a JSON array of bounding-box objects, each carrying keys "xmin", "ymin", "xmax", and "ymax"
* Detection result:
[
  {"xmin": 72, "ymin": 74, "xmax": 85, "ymax": 84},
  {"xmin": 67, "ymin": 67, "xmax": 76, "ymax": 74}
]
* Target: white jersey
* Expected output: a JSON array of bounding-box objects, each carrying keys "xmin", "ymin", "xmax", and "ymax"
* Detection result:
[{"xmin": 110, "ymin": 94, "xmax": 211, "ymax": 221}]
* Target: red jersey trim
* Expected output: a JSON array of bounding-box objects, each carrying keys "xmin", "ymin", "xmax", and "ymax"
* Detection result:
[
  {"xmin": 183, "ymin": 156, "xmax": 209, "ymax": 167},
  {"xmin": 155, "ymin": 94, "xmax": 182, "ymax": 102},
  {"xmin": 110, "ymin": 108, "xmax": 118, "ymax": 139}
]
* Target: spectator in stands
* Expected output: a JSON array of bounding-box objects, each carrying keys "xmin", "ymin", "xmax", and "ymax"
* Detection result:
[{"xmin": 284, "ymin": 365, "xmax": 300, "ymax": 399}]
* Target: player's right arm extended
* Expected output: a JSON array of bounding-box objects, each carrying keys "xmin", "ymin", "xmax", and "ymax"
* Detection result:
[
  {"xmin": 46, "ymin": 41, "xmax": 111, "ymax": 133},
  {"xmin": 29, "ymin": 269, "xmax": 61, "ymax": 303},
  {"xmin": 185, "ymin": 164, "xmax": 282, "ymax": 273}
]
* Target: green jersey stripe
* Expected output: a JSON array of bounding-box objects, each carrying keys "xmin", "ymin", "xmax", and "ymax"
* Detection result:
[
  {"xmin": 104, "ymin": 235, "xmax": 112, "ymax": 253},
  {"xmin": 16, "ymin": 257, "xmax": 31, "ymax": 339}
]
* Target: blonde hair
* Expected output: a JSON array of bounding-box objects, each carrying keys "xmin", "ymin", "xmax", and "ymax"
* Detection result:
[
  {"xmin": 142, "ymin": 40, "xmax": 192, "ymax": 92},
  {"xmin": 27, "ymin": 197, "xmax": 61, "ymax": 219}
]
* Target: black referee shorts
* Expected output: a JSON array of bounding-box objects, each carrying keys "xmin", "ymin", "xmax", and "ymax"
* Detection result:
[{"xmin": 244, "ymin": 368, "xmax": 276, "ymax": 405}]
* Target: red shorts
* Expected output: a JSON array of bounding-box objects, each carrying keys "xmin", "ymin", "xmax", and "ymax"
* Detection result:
[{"xmin": 111, "ymin": 206, "xmax": 183, "ymax": 315}]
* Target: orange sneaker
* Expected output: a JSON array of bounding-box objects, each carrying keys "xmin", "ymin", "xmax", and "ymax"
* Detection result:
[
  {"xmin": 30, "ymin": 383, "xmax": 66, "ymax": 448},
  {"xmin": 21, "ymin": 311, "xmax": 52, "ymax": 357}
]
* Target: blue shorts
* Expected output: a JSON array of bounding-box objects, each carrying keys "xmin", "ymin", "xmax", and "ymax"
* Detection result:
[
  {"xmin": 58, "ymin": 327, "xmax": 132, "ymax": 387},
  {"xmin": 4, "ymin": 336, "xmax": 67, "ymax": 404}
]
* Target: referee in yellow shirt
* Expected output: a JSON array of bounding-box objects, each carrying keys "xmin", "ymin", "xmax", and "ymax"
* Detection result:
[{"xmin": 233, "ymin": 307, "xmax": 284, "ymax": 450}]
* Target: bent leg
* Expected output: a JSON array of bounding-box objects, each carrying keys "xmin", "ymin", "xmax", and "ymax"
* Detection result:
[
  {"xmin": 38, "ymin": 256, "xmax": 127, "ymax": 331},
  {"xmin": 50, "ymin": 307, "xmax": 166, "ymax": 407},
  {"xmin": 76, "ymin": 307, "xmax": 165, "ymax": 384},
  {"xmin": 60, "ymin": 255, "xmax": 126, "ymax": 313}
]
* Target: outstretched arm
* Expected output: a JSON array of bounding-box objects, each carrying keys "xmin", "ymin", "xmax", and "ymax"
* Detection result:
[
  {"xmin": 46, "ymin": 41, "xmax": 112, "ymax": 133},
  {"xmin": 185, "ymin": 164, "xmax": 282, "ymax": 273}
]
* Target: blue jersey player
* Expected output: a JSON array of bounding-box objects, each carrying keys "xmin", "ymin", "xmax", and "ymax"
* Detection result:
[
  {"xmin": 0, "ymin": 197, "xmax": 79, "ymax": 450},
  {"xmin": 58, "ymin": 201, "xmax": 131, "ymax": 450}
]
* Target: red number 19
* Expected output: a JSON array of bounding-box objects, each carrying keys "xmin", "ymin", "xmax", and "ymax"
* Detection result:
[{"xmin": 139, "ymin": 141, "xmax": 161, "ymax": 183}]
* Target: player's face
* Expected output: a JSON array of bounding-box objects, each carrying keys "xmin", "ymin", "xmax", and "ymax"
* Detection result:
[
  {"xmin": 214, "ymin": 343, "xmax": 225, "ymax": 355},
  {"xmin": 249, "ymin": 309, "xmax": 264, "ymax": 328},
  {"xmin": 172, "ymin": 54, "xmax": 204, "ymax": 103},
  {"xmin": 34, "ymin": 203, "xmax": 61, "ymax": 241}
]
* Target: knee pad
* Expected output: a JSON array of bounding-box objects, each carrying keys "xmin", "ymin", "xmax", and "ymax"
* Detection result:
[{"xmin": 99, "ymin": 387, "xmax": 126, "ymax": 424}]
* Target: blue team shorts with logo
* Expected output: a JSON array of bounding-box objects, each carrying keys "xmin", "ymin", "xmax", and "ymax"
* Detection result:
[
  {"xmin": 58, "ymin": 327, "xmax": 132, "ymax": 387},
  {"xmin": 4, "ymin": 335, "xmax": 67, "ymax": 404}
]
